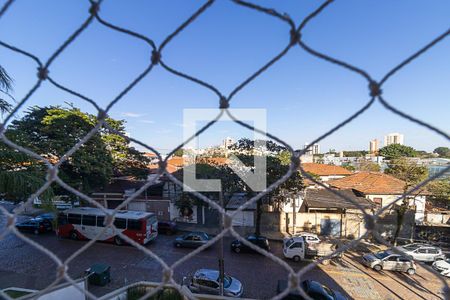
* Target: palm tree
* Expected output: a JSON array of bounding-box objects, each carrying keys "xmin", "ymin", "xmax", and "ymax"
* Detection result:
[{"xmin": 0, "ymin": 65, "xmax": 13, "ymax": 115}]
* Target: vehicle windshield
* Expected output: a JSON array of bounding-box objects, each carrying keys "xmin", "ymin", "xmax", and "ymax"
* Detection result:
[
  {"xmin": 222, "ymin": 275, "xmax": 232, "ymax": 288},
  {"xmin": 285, "ymin": 239, "xmax": 295, "ymax": 248},
  {"xmin": 374, "ymin": 251, "xmax": 391, "ymax": 259},
  {"xmin": 403, "ymin": 244, "xmax": 420, "ymax": 251}
]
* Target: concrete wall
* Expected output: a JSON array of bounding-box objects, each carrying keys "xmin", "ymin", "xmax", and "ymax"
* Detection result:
[{"xmin": 426, "ymin": 213, "xmax": 450, "ymax": 225}]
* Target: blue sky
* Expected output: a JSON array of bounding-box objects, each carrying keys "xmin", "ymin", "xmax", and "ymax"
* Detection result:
[{"xmin": 0, "ymin": 0, "xmax": 449, "ymax": 154}]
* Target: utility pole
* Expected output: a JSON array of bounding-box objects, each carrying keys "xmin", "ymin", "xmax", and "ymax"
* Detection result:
[{"xmin": 218, "ymin": 192, "xmax": 224, "ymax": 296}]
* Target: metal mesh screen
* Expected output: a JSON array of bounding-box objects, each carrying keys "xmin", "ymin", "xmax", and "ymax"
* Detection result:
[{"xmin": 0, "ymin": 0, "xmax": 449, "ymax": 299}]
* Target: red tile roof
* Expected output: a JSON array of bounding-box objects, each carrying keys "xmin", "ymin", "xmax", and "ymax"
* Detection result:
[
  {"xmin": 301, "ymin": 163, "xmax": 353, "ymax": 176},
  {"xmin": 328, "ymin": 172, "xmax": 407, "ymax": 195}
]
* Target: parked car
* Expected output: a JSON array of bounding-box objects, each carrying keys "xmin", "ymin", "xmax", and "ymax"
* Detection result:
[
  {"xmin": 36, "ymin": 213, "xmax": 56, "ymax": 222},
  {"xmin": 276, "ymin": 279, "xmax": 347, "ymax": 300},
  {"xmin": 231, "ymin": 235, "xmax": 270, "ymax": 253},
  {"xmin": 294, "ymin": 232, "xmax": 321, "ymax": 244},
  {"xmin": 432, "ymin": 257, "xmax": 450, "ymax": 277},
  {"xmin": 398, "ymin": 244, "xmax": 445, "ymax": 262},
  {"xmin": 158, "ymin": 220, "xmax": 177, "ymax": 235},
  {"xmin": 362, "ymin": 250, "xmax": 416, "ymax": 275},
  {"xmin": 15, "ymin": 218, "xmax": 52, "ymax": 235},
  {"xmin": 183, "ymin": 269, "xmax": 243, "ymax": 298},
  {"xmin": 283, "ymin": 236, "xmax": 340, "ymax": 262},
  {"xmin": 174, "ymin": 232, "xmax": 210, "ymax": 248}
]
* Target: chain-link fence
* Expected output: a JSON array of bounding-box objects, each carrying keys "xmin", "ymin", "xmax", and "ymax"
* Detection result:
[{"xmin": 0, "ymin": 0, "xmax": 449, "ymax": 299}]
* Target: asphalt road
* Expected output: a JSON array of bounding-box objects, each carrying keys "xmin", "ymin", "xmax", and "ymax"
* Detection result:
[
  {"xmin": 1, "ymin": 214, "xmax": 448, "ymax": 299},
  {"xmin": 0, "ymin": 216, "xmax": 344, "ymax": 299}
]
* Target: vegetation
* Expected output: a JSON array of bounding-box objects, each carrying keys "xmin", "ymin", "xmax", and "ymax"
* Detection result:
[
  {"xmin": 378, "ymin": 144, "xmax": 417, "ymax": 160},
  {"xmin": 0, "ymin": 105, "xmax": 150, "ymax": 200},
  {"xmin": 384, "ymin": 158, "xmax": 429, "ymax": 244},
  {"xmin": 427, "ymin": 179, "xmax": 450, "ymax": 203},
  {"xmin": 342, "ymin": 150, "xmax": 368, "ymax": 157},
  {"xmin": 0, "ymin": 65, "xmax": 13, "ymax": 116},
  {"xmin": 357, "ymin": 161, "xmax": 381, "ymax": 172},
  {"xmin": 433, "ymin": 147, "xmax": 450, "ymax": 158}
]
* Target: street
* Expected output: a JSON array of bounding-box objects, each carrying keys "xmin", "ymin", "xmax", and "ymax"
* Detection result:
[{"xmin": 0, "ymin": 215, "xmax": 449, "ymax": 299}]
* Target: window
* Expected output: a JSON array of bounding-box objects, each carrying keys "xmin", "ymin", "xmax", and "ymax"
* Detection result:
[
  {"xmin": 82, "ymin": 215, "xmax": 96, "ymax": 226},
  {"xmin": 68, "ymin": 214, "xmax": 81, "ymax": 225},
  {"xmin": 185, "ymin": 235, "xmax": 194, "ymax": 241},
  {"xmin": 417, "ymin": 248, "xmax": 428, "ymax": 254},
  {"xmin": 290, "ymin": 242, "xmax": 302, "ymax": 249},
  {"xmin": 387, "ymin": 256, "xmax": 399, "ymax": 261},
  {"xmin": 193, "ymin": 236, "xmax": 201, "ymax": 241},
  {"xmin": 114, "ymin": 218, "xmax": 127, "ymax": 229},
  {"xmin": 97, "ymin": 216, "xmax": 105, "ymax": 227},
  {"xmin": 398, "ymin": 257, "xmax": 410, "ymax": 262},
  {"xmin": 427, "ymin": 248, "xmax": 438, "ymax": 254},
  {"xmin": 128, "ymin": 219, "xmax": 142, "ymax": 231}
]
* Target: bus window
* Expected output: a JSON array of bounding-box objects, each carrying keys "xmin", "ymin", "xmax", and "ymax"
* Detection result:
[
  {"xmin": 97, "ymin": 216, "xmax": 105, "ymax": 227},
  {"xmin": 68, "ymin": 214, "xmax": 81, "ymax": 225},
  {"xmin": 114, "ymin": 218, "xmax": 127, "ymax": 229},
  {"xmin": 82, "ymin": 215, "xmax": 96, "ymax": 226},
  {"xmin": 128, "ymin": 219, "xmax": 142, "ymax": 231}
]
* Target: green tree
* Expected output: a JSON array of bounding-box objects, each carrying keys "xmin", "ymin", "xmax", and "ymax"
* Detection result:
[
  {"xmin": 0, "ymin": 65, "xmax": 13, "ymax": 116},
  {"xmin": 2, "ymin": 106, "xmax": 150, "ymax": 196},
  {"xmin": 433, "ymin": 147, "xmax": 450, "ymax": 158},
  {"xmin": 427, "ymin": 179, "xmax": 450, "ymax": 203},
  {"xmin": 342, "ymin": 150, "xmax": 368, "ymax": 157},
  {"xmin": 357, "ymin": 161, "xmax": 381, "ymax": 172},
  {"xmin": 378, "ymin": 144, "xmax": 417, "ymax": 160},
  {"xmin": 384, "ymin": 158, "xmax": 428, "ymax": 244}
]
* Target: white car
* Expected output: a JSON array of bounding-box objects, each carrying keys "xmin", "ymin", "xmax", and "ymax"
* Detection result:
[
  {"xmin": 290, "ymin": 232, "xmax": 321, "ymax": 244},
  {"xmin": 398, "ymin": 244, "xmax": 445, "ymax": 262},
  {"xmin": 432, "ymin": 258, "xmax": 450, "ymax": 277}
]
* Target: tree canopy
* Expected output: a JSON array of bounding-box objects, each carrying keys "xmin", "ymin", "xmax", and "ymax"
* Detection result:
[
  {"xmin": 384, "ymin": 157, "xmax": 428, "ymax": 189},
  {"xmin": 433, "ymin": 147, "xmax": 450, "ymax": 158},
  {"xmin": 1, "ymin": 105, "xmax": 150, "ymax": 200},
  {"xmin": 379, "ymin": 144, "xmax": 417, "ymax": 160}
]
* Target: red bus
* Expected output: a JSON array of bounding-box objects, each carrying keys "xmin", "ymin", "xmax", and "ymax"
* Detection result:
[{"xmin": 57, "ymin": 207, "xmax": 158, "ymax": 245}]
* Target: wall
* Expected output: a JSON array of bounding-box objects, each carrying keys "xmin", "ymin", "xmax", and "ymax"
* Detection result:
[
  {"xmin": 426, "ymin": 213, "xmax": 450, "ymax": 225},
  {"xmin": 366, "ymin": 194, "xmax": 426, "ymax": 224},
  {"xmin": 261, "ymin": 211, "xmax": 366, "ymax": 239}
]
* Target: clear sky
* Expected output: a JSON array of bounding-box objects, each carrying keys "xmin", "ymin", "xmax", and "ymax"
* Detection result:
[{"xmin": 0, "ymin": 0, "xmax": 449, "ymax": 154}]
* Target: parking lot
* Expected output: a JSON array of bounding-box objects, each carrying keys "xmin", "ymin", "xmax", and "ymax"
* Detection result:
[{"xmin": 0, "ymin": 214, "xmax": 449, "ymax": 299}]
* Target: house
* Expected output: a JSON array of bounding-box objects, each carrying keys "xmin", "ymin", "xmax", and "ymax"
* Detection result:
[
  {"xmin": 300, "ymin": 163, "xmax": 353, "ymax": 181},
  {"xmin": 328, "ymin": 172, "xmax": 428, "ymax": 224},
  {"xmin": 225, "ymin": 193, "xmax": 256, "ymax": 227},
  {"xmin": 281, "ymin": 188, "xmax": 373, "ymax": 238},
  {"xmin": 91, "ymin": 178, "xmax": 171, "ymax": 220}
]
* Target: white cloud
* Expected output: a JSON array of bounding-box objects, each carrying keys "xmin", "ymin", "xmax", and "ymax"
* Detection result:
[{"xmin": 122, "ymin": 112, "xmax": 146, "ymax": 118}]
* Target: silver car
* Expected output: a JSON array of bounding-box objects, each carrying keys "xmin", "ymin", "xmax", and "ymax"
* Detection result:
[
  {"xmin": 184, "ymin": 269, "xmax": 243, "ymax": 297},
  {"xmin": 398, "ymin": 244, "xmax": 445, "ymax": 262},
  {"xmin": 362, "ymin": 250, "xmax": 416, "ymax": 275}
]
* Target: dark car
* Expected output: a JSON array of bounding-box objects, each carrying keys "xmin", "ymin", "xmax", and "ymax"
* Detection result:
[
  {"xmin": 277, "ymin": 280, "xmax": 347, "ymax": 300},
  {"xmin": 16, "ymin": 218, "xmax": 53, "ymax": 235},
  {"xmin": 36, "ymin": 213, "xmax": 56, "ymax": 221},
  {"xmin": 158, "ymin": 220, "xmax": 177, "ymax": 235},
  {"xmin": 174, "ymin": 232, "xmax": 210, "ymax": 248},
  {"xmin": 231, "ymin": 235, "xmax": 270, "ymax": 253}
]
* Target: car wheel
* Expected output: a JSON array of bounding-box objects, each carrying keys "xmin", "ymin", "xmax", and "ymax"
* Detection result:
[
  {"xmin": 234, "ymin": 247, "xmax": 241, "ymax": 253},
  {"xmin": 34, "ymin": 229, "xmax": 40, "ymax": 235},
  {"xmin": 407, "ymin": 268, "xmax": 415, "ymax": 275},
  {"xmin": 293, "ymin": 255, "xmax": 301, "ymax": 262},
  {"xmin": 70, "ymin": 231, "xmax": 78, "ymax": 240},
  {"xmin": 114, "ymin": 236, "xmax": 123, "ymax": 246},
  {"xmin": 373, "ymin": 265, "xmax": 382, "ymax": 272}
]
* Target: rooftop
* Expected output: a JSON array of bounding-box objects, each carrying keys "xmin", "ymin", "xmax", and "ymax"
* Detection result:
[
  {"xmin": 304, "ymin": 188, "xmax": 373, "ymax": 209},
  {"xmin": 301, "ymin": 163, "xmax": 353, "ymax": 176},
  {"xmin": 328, "ymin": 172, "xmax": 407, "ymax": 195}
]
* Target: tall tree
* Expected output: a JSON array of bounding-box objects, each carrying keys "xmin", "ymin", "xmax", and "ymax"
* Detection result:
[
  {"xmin": 0, "ymin": 65, "xmax": 13, "ymax": 115},
  {"xmin": 2, "ymin": 105, "xmax": 150, "ymax": 197},
  {"xmin": 433, "ymin": 147, "xmax": 450, "ymax": 158},
  {"xmin": 378, "ymin": 144, "xmax": 417, "ymax": 160},
  {"xmin": 385, "ymin": 158, "xmax": 428, "ymax": 244}
]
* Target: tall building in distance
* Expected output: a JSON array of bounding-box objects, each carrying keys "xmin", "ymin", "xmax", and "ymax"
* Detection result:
[
  {"xmin": 304, "ymin": 143, "xmax": 320, "ymax": 155},
  {"xmin": 369, "ymin": 139, "xmax": 379, "ymax": 155},
  {"xmin": 222, "ymin": 137, "xmax": 235, "ymax": 149},
  {"xmin": 384, "ymin": 133, "xmax": 404, "ymax": 146}
]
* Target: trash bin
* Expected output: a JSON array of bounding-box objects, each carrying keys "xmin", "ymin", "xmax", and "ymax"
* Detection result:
[{"xmin": 85, "ymin": 263, "xmax": 111, "ymax": 286}]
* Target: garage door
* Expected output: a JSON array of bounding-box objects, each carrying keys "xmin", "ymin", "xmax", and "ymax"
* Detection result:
[
  {"xmin": 128, "ymin": 201, "xmax": 146, "ymax": 212},
  {"xmin": 231, "ymin": 211, "xmax": 254, "ymax": 227}
]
